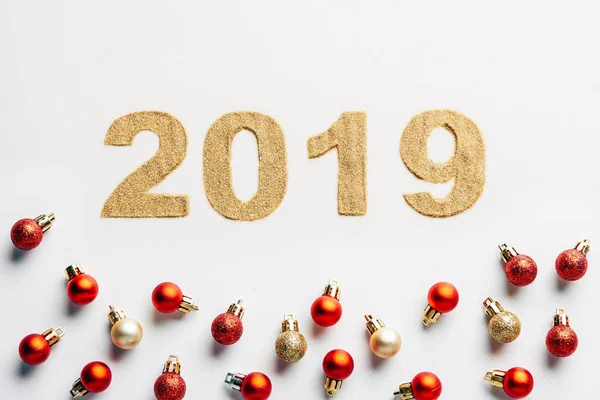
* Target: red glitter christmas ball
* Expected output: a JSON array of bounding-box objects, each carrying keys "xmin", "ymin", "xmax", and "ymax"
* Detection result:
[
  {"xmin": 503, "ymin": 367, "xmax": 534, "ymax": 399},
  {"xmin": 154, "ymin": 372, "xmax": 187, "ymax": 400},
  {"xmin": 556, "ymin": 249, "xmax": 588, "ymax": 281},
  {"xmin": 10, "ymin": 219, "xmax": 43, "ymax": 250},
  {"xmin": 19, "ymin": 334, "xmax": 51, "ymax": 365},
  {"xmin": 322, "ymin": 349, "xmax": 354, "ymax": 381},
  {"xmin": 311, "ymin": 296, "xmax": 343, "ymax": 327},
  {"xmin": 240, "ymin": 372, "xmax": 272, "ymax": 400},
  {"xmin": 427, "ymin": 282, "xmax": 459, "ymax": 313},
  {"xmin": 80, "ymin": 361, "xmax": 112, "ymax": 393},
  {"xmin": 152, "ymin": 282, "xmax": 184, "ymax": 313},
  {"xmin": 411, "ymin": 372, "xmax": 442, "ymax": 400},
  {"xmin": 211, "ymin": 313, "xmax": 243, "ymax": 345},
  {"xmin": 505, "ymin": 255, "xmax": 538, "ymax": 286},
  {"xmin": 546, "ymin": 325, "xmax": 578, "ymax": 357},
  {"xmin": 67, "ymin": 274, "xmax": 99, "ymax": 305}
]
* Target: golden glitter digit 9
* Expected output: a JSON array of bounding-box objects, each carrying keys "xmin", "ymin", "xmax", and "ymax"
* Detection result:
[
  {"xmin": 400, "ymin": 109, "xmax": 485, "ymax": 218},
  {"xmin": 102, "ymin": 111, "xmax": 190, "ymax": 218},
  {"xmin": 203, "ymin": 111, "xmax": 288, "ymax": 221},
  {"xmin": 307, "ymin": 112, "xmax": 367, "ymax": 216}
]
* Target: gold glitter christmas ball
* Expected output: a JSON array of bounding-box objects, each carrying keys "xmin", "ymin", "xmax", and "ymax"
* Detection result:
[
  {"xmin": 275, "ymin": 331, "xmax": 308, "ymax": 363},
  {"xmin": 488, "ymin": 312, "xmax": 521, "ymax": 343}
]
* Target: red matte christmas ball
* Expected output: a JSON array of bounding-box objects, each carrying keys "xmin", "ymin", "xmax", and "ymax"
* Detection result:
[
  {"xmin": 502, "ymin": 367, "xmax": 534, "ymax": 399},
  {"xmin": 152, "ymin": 282, "xmax": 184, "ymax": 313},
  {"xmin": 427, "ymin": 282, "xmax": 459, "ymax": 313},
  {"xmin": 240, "ymin": 372, "xmax": 272, "ymax": 400},
  {"xmin": 80, "ymin": 361, "xmax": 112, "ymax": 393},
  {"xmin": 19, "ymin": 334, "xmax": 51, "ymax": 365},
  {"xmin": 411, "ymin": 372, "xmax": 442, "ymax": 400}
]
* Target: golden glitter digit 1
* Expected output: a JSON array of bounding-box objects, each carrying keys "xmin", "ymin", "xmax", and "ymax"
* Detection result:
[
  {"xmin": 203, "ymin": 111, "xmax": 288, "ymax": 221},
  {"xmin": 400, "ymin": 109, "xmax": 485, "ymax": 218},
  {"xmin": 308, "ymin": 112, "xmax": 367, "ymax": 216},
  {"xmin": 101, "ymin": 111, "xmax": 189, "ymax": 218}
]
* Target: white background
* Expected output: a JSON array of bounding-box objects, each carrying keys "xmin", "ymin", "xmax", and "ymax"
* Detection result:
[{"xmin": 0, "ymin": 1, "xmax": 598, "ymax": 399}]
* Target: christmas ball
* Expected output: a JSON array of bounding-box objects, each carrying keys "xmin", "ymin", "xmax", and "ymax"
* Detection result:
[
  {"xmin": 411, "ymin": 372, "xmax": 442, "ymax": 400},
  {"xmin": 556, "ymin": 249, "xmax": 588, "ymax": 281},
  {"xmin": 427, "ymin": 282, "xmax": 459, "ymax": 313},
  {"xmin": 322, "ymin": 349, "xmax": 354, "ymax": 381},
  {"xmin": 211, "ymin": 313, "xmax": 243, "ymax": 345},
  {"xmin": 240, "ymin": 372, "xmax": 272, "ymax": 400},
  {"xmin": 505, "ymin": 255, "xmax": 538, "ymax": 286},
  {"xmin": 152, "ymin": 282, "xmax": 184, "ymax": 314},
  {"xmin": 488, "ymin": 311, "xmax": 521, "ymax": 343},
  {"xmin": 546, "ymin": 325, "xmax": 578, "ymax": 357},
  {"xmin": 19, "ymin": 334, "xmax": 50, "ymax": 365},
  {"xmin": 154, "ymin": 372, "xmax": 187, "ymax": 400},
  {"xmin": 10, "ymin": 218, "xmax": 43, "ymax": 250},
  {"xmin": 311, "ymin": 295, "xmax": 342, "ymax": 327},
  {"xmin": 80, "ymin": 361, "xmax": 112, "ymax": 393},
  {"xmin": 369, "ymin": 327, "xmax": 402, "ymax": 359},
  {"xmin": 67, "ymin": 274, "xmax": 99, "ymax": 305},
  {"xmin": 503, "ymin": 367, "xmax": 534, "ymax": 399},
  {"xmin": 111, "ymin": 318, "xmax": 143, "ymax": 350},
  {"xmin": 275, "ymin": 331, "xmax": 307, "ymax": 363}
]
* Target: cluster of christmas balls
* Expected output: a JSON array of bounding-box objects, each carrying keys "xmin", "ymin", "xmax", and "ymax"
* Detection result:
[{"xmin": 11, "ymin": 214, "xmax": 591, "ymax": 400}]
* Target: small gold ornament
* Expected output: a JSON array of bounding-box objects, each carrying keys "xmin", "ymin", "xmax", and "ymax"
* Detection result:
[
  {"xmin": 365, "ymin": 315, "xmax": 402, "ymax": 359},
  {"xmin": 108, "ymin": 305, "xmax": 143, "ymax": 350},
  {"xmin": 483, "ymin": 297, "xmax": 521, "ymax": 343},
  {"xmin": 275, "ymin": 314, "xmax": 307, "ymax": 363}
]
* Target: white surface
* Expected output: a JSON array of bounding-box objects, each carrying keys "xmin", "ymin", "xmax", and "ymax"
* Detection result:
[{"xmin": 0, "ymin": 1, "xmax": 598, "ymax": 399}]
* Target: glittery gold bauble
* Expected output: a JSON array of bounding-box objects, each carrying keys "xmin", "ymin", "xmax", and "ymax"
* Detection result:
[
  {"xmin": 488, "ymin": 312, "xmax": 521, "ymax": 343},
  {"xmin": 275, "ymin": 331, "xmax": 308, "ymax": 363}
]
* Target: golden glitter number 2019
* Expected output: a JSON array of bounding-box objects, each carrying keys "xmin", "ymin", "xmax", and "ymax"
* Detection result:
[{"xmin": 102, "ymin": 109, "xmax": 485, "ymax": 220}]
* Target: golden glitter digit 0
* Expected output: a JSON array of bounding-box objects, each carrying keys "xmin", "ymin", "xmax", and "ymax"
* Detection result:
[
  {"xmin": 308, "ymin": 112, "xmax": 367, "ymax": 216},
  {"xmin": 102, "ymin": 111, "xmax": 189, "ymax": 218},
  {"xmin": 203, "ymin": 111, "xmax": 287, "ymax": 221},
  {"xmin": 400, "ymin": 109, "xmax": 485, "ymax": 218}
]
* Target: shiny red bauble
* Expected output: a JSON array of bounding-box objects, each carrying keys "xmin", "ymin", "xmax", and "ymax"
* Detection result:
[
  {"xmin": 505, "ymin": 255, "xmax": 538, "ymax": 286},
  {"xmin": 546, "ymin": 325, "xmax": 578, "ymax": 357},
  {"xmin": 152, "ymin": 282, "xmax": 184, "ymax": 313},
  {"xmin": 411, "ymin": 372, "xmax": 442, "ymax": 400},
  {"xmin": 240, "ymin": 372, "xmax": 272, "ymax": 400},
  {"xmin": 211, "ymin": 313, "xmax": 243, "ymax": 345},
  {"xmin": 427, "ymin": 282, "xmax": 459, "ymax": 313},
  {"xmin": 322, "ymin": 349, "xmax": 354, "ymax": 381},
  {"xmin": 503, "ymin": 368, "xmax": 534, "ymax": 399},
  {"xmin": 311, "ymin": 296, "xmax": 342, "ymax": 327},
  {"xmin": 80, "ymin": 361, "xmax": 112, "ymax": 393},
  {"xmin": 556, "ymin": 249, "xmax": 588, "ymax": 281},
  {"xmin": 19, "ymin": 334, "xmax": 51, "ymax": 365},
  {"xmin": 67, "ymin": 274, "xmax": 99, "ymax": 305},
  {"xmin": 154, "ymin": 372, "xmax": 187, "ymax": 400},
  {"xmin": 10, "ymin": 219, "xmax": 44, "ymax": 250}
]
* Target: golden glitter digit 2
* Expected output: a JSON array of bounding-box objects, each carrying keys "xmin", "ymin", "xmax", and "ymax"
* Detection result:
[
  {"xmin": 102, "ymin": 111, "xmax": 189, "ymax": 218},
  {"xmin": 400, "ymin": 109, "xmax": 485, "ymax": 218}
]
